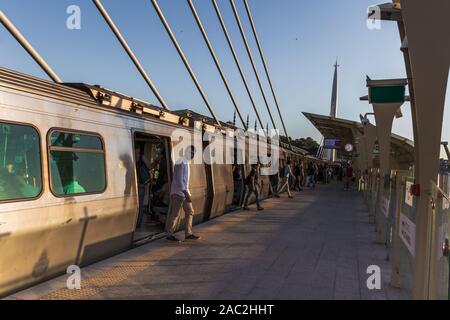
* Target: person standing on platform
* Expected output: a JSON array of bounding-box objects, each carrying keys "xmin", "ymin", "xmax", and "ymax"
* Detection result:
[
  {"xmin": 165, "ymin": 145, "xmax": 200, "ymax": 242},
  {"xmin": 306, "ymin": 162, "xmax": 314, "ymax": 188},
  {"xmin": 293, "ymin": 161, "xmax": 302, "ymax": 191},
  {"xmin": 344, "ymin": 162, "xmax": 354, "ymax": 191}
]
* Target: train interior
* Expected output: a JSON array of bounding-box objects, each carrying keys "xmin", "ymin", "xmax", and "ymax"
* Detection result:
[{"xmin": 133, "ymin": 132, "xmax": 171, "ymax": 242}]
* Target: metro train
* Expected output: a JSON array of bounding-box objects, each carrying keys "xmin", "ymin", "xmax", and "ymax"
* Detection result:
[{"xmin": 0, "ymin": 67, "xmax": 314, "ymax": 297}]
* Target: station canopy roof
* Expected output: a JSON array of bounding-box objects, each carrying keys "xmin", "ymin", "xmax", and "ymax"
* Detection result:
[{"xmin": 302, "ymin": 112, "xmax": 415, "ymax": 167}]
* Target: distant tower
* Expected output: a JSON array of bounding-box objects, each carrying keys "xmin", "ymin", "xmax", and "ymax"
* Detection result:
[
  {"xmin": 246, "ymin": 114, "xmax": 250, "ymax": 131},
  {"xmin": 329, "ymin": 59, "xmax": 340, "ymax": 162},
  {"xmin": 330, "ymin": 59, "xmax": 339, "ymax": 118},
  {"xmin": 233, "ymin": 110, "xmax": 236, "ymax": 126}
]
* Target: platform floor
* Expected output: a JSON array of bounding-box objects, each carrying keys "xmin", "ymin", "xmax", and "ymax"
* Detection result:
[{"xmin": 7, "ymin": 181, "xmax": 408, "ymax": 300}]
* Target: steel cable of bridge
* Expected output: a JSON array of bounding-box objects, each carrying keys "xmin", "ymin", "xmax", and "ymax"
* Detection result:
[
  {"xmin": 187, "ymin": 0, "xmax": 248, "ymax": 131},
  {"xmin": 243, "ymin": 0, "xmax": 292, "ymax": 147},
  {"xmin": 150, "ymin": 0, "xmax": 221, "ymax": 127},
  {"xmin": 211, "ymin": 0, "xmax": 266, "ymax": 136},
  {"xmin": 92, "ymin": 0, "xmax": 170, "ymax": 111},
  {"xmin": 0, "ymin": 10, "xmax": 62, "ymax": 84},
  {"xmin": 228, "ymin": 0, "xmax": 277, "ymax": 133}
]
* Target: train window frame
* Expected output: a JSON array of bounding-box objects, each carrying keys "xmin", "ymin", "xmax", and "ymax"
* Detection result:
[
  {"xmin": 0, "ymin": 120, "xmax": 44, "ymax": 203},
  {"xmin": 47, "ymin": 128, "xmax": 108, "ymax": 198}
]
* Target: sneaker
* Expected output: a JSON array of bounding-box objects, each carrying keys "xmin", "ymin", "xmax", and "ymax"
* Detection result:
[
  {"xmin": 274, "ymin": 195, "xmax": 281, "ymax": 198},
  {"xmin": 243, "ymin": 207, "xmax": 250, "ymax": 211},
  {"xmin": 166, "ymin": 236, "xmax": 181, "ymax": 242},
  {"xmin": 257, "ymin": 207, "xmax": 264, "ymax": 211},
  {"xmin": 185, "ymin": 234, "xmax": 201, "ymax": 241},
  {"xmin": 289, "ymin": 196, "xmax": 293, "ymax": 199}
]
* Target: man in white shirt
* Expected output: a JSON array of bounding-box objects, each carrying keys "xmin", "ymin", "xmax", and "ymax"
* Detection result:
[{"xmin": 165, "ymin": 145, "xmax": 200, "ymax": 242}]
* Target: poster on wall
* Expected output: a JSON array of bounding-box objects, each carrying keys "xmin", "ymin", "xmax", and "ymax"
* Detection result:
[
  {"xmin": 405, "ymin": 177, "xmax": 415, "ymax": 207},
  {"xmin": 399, "ymin": 212, "xmax": 416, "ymax": 256}
]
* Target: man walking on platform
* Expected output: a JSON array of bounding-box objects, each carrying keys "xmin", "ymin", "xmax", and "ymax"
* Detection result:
[
  {"xmin": 278, "ymin": 160, "xmax": 293, "ymax": 198},
  {"xmin": 165, "ymin": 145, "xmax": 200, "ymax": 242},
  {"xmin": 243, "ymin": 163, "xmax": 264, "ymax": 211}
]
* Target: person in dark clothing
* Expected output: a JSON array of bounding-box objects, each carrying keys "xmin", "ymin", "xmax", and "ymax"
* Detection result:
[
  {"xmin": 345, "ymin": 163, "xmax": 354, "ymax": 191},
  {"xmin": 232, "ymin": 164, "xmax": 243, "ymax": 205},
  {"xmin": 293, "ymin": 162, "xmax": 302, "ymax": 191},
  {"xmin": 306, "ymin": 162, "xmax": 315, "ymax": 188},
  {"xmin": 135, "ymin": 144, "xmax": 151, "ymax": 228}
]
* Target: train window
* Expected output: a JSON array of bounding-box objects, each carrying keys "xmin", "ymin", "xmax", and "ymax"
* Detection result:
[
  {"xmin": 48, "ymin": 130, "xmax": 106, "ymax": 196},
  {"xmin": 0, "ymin": 122, "xmax": 42, "ymax": 202}
]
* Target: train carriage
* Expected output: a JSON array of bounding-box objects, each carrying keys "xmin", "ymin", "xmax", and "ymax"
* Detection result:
[{"xmin": 0, "ymin": 67, "xmax": 303, "ymax": 297}]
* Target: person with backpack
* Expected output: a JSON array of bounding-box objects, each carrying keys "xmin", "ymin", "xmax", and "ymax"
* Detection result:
[
  {"xmin": 242, "ymin": 163, "xmax": 263, "ymax": 211},
  {"xmin": 136, "ymin": 144, "xmax": 152, "ymax": 228}
]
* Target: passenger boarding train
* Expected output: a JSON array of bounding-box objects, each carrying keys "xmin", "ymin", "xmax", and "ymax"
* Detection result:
[{"xmin": 0, "ymin": 67, "xmax": 313, "ymax": 297}]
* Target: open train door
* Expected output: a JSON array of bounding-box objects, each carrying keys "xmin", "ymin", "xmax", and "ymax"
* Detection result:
[{"xmin": 132, "ymin": 131, "xmax": 172, "ymax": 243}]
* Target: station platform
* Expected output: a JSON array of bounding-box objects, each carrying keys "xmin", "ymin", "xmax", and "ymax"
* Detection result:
[{"xmin": 7, "ymin": 182, "xmax": 408, "ymax": 300}]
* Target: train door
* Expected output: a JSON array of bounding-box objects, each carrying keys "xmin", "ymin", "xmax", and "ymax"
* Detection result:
[{"xmin": 133, "ymin": 132, "xmax": 172, "ymax": 242}]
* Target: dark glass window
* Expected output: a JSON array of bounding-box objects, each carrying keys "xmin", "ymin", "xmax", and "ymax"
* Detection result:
[
  {"xmin": 50, "ymin": 131, "xmax": 103, "ymax": 150},
  {"xmin": 49, "ymin": 130, "xmax": 106, "ymax": 196},
  {"xmin": 0, "ymin": 122, "xmax": 42, "ymax": 201}
]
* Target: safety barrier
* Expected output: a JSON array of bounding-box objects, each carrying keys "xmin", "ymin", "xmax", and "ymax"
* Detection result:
[
  {"xmin": 361, "ymin": 169, "xmax": 450, "ymax": 299},
  {"xmin": 363, "ymin": 169, "xmax": 415, "ymax": 295},
  {"xmin": 428, "ymin": 176, "xmax": 450, "ymax": 299}
]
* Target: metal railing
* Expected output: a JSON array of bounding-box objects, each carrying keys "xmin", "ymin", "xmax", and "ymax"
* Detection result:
[{"xmin": 361, "ymin": 169, "xmax": 450, "ymax": 299}]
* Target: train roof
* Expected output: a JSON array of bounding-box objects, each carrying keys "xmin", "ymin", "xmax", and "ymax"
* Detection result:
[
  {"xmin": 0, "ymin": 67, "xmax": 307, "ymax": 156},
  {"xmin": 0, "ymin": 67, "xmax": 231, "ymax": 133}
]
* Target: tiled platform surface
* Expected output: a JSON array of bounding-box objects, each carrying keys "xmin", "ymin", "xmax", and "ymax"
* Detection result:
[{"xmin": 7, "ymin": 182, "xmax": 408, "ymax": 300}]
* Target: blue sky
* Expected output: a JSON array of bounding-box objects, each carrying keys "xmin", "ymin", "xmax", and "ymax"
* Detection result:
[{"xmin": 1, "ymin": 0, "xmax": 449, "ymax": 143}]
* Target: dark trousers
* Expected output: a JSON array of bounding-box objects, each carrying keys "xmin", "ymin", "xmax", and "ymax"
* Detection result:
[
  {"xmin": 269, "ymin": 175, "xmax": 279, "ymax": 196},
  {"xmin": 294, "ymin": 175, "xmax": 302, "ymax": 191},
  {"xmin": 243, "ymin": 185, "xmax": 261, "ymax": 208}
]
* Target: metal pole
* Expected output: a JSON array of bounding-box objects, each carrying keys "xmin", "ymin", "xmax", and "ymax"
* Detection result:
[
  {"xmin": 150, "ymin": 0, "xmax": 221, "ymax": 127},
  {"xmin": 92, "ymin": 0, "xmax": 169, "ymax": 110},
  {"xmin": 228, "ymin": 0, "xmax": 277, "ymax": 131},
  {"xmin": 0, "ymin": 10, "xmax": 62, "ymax": 83},
  {"xmin": 187, "ymin": 0, "xmax": 248, "ymax": 130},
  {"xmin": 211, "ymin": 0, "xmax": 266, "ymax": 136},
  {"xmin": 243, "ymin": 0, "xmax": 292, "ymax": 147}
]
